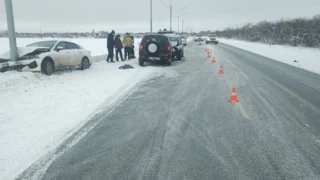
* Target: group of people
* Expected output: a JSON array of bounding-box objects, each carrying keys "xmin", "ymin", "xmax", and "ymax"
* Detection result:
[{"xmin": 106, "ymin": 30, "xmax": 136, "ymax": 63}]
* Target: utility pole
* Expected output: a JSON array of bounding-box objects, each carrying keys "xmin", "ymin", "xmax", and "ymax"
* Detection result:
[
  {"xmin": 182, "ymin": 19, "xmax": 184, "ymax": 33},
  {"xmin": 150, "ymin": 0, "xmax": 153, "ymax": 33},
  {"xmin": 181, "ymin": 13, "xmax": 188, "ymax": 33},
  {"xmin": 177, "ymin": 7, "xmax": 186, "ymax": 33},
  {"xmin": 5, "ymin": 0, "xmax": 18, "ymax": 61},
  {"xmin": 178, "ymin": 15, "xmax": 179, "ymax": 32},
  {"xmin": 170, "ymin": 0, "xmax": 172, "ymax": 31}
]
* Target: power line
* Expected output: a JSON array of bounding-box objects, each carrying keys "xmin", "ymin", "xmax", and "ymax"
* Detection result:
[{"xmin": 159, "ymin": 0, "xmax": 169, "ymax": 9}]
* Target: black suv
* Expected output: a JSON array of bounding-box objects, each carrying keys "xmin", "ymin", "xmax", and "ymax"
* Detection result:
[
  {"xmin": 167, "ymin": 35, "xmax": 184, "ymax": 60},
  {"xmin": 139, "ymin": 34, "xmax": 173, "ymax": 66}
]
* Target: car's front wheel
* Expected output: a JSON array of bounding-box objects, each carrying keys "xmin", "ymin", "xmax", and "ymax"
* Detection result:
[
  {"xmin": 177, "ymin": 51, "xmax": 182, "ymax": 60},
  {"xmin": 80, "ymin": 57, "xmax": 90, "ymax": 70},
  {"xmin": 167, "ymin": 58, "xmax": 172, "ymax": 66},
  {"xmin": 139, "ymin": 59, "xmax": 144, "ymax": 66},
  {"xmin": 41, "ymin": 58, "xmax": 54, "ymax": 76}
]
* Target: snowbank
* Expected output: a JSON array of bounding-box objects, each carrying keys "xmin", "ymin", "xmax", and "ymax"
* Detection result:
[
  {"xmin": 0, "ymin": 38, "xmax": 164, "ymax": 180},
  {"xmin": 219, "ymin": 38, "xmax": 320, "ymax": 74}
]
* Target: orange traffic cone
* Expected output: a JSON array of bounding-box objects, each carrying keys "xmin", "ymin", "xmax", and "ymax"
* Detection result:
[
  {"xmin": 218, "ymin": 65, "xmax": 224, "ymax": 74},
  {"xmin": 212, "ymin": 57, "xmax": 216, "ymax": 63},
  {"xmin": 229, "ymin": 88, "xmax": 240, "ymax": 102}
]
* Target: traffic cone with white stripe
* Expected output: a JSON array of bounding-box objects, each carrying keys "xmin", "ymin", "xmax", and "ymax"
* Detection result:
[
  {"xmin": 212, "ymin": 57, "xmax": 216, "ymax": 63},
  {"xmin": 229, "ymin": 88, "xmax": 240, "ymax": 102},
  {"xmin": 218, "ymin": 65, "xmax": 224, "ymax": 74},
  {"xmin": 207, "ymin": 52, "xmax": 211, "ymax": 58}
]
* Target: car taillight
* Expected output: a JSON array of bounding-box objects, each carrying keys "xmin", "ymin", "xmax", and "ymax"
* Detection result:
[
  {"xmin": 139, "ymin": 44, "xmax": 143, "ymax": 52},
  {"xmin": 168, "ymin": 45, "xmax": 172, "ymax": 52}
]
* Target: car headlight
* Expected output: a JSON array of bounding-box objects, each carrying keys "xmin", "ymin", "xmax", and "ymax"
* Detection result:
[{"xmin": 18, "ymin": 55, "xmax": 40, "ymax": 61}]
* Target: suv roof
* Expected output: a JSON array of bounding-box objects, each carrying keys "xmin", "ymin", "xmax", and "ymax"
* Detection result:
[
  {"xmin": 166, "ymin": 34, "xmax": 181, "ymax": 37},
  {"xmin": 157, "ymin": 29, "xmax": 176, "ymax": 34}
]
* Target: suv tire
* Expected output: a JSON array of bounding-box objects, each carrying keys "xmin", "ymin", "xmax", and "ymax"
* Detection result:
[
  {"xmin": 139, "ymin": 59, "xmax": 144, "ymax": 66},
  {"xmin": 167, "ymin": 58, "xmax": 172, "ymax": 66},
  {"xmin": 177, "ymin": 51, "xmax": 182, "ymax": 60}
]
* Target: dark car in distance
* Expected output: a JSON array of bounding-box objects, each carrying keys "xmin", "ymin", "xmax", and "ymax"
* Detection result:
[{"xmin": 138, "ymin": 34, "xmax": 173, "ymax": 66}]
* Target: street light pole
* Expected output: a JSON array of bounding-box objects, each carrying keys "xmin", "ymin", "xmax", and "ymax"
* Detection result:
[
  {"xmin": 5, "ymin": 0, "xmax": 18, "ymax": 61},
  {"xmin": 150, "ymin": 0, "xmax": 153, "ymax": 33},
  {"xmin": 170, "ymin": 0, "xmax": 172, "ymax": 31},
  {"xmin": 178, "ymin": 15, "xmax": 179, "ymax": 32},
  {"xmin": 177, "ymin": 7, "xmax": 186, "ymax": 33}
]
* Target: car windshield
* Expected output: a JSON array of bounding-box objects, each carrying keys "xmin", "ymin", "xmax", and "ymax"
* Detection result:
[
  {"xmin": 169, "ymin": 37, "xmax": 180, "ymax": 42},
  {"xmin": 208, "ymin": 34, "xmax": 216, "ymax": 37},
  {"xmin": 26, "ymin": 41, "xmax": 57, "ymax": 49}
]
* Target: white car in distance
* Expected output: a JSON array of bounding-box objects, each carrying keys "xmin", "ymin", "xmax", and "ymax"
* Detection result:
[{"xmin": 1, "ymin": 40, "xmax": 92, "ymax": 75}]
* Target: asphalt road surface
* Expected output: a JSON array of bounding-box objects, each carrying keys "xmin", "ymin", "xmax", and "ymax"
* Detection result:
[{"xmin": 19, "ymin": 42, "xmax": 320, "ymax": 180}]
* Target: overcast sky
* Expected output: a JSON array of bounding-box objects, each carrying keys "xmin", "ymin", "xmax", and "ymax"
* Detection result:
[{"xmin": 0, "ymin": 0, "xmax": 320, "ymax": 33}]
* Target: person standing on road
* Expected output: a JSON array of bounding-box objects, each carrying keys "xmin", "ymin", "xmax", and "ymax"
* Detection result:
[
  {"xmin": 106, "ymin": 30, "xmax": 115, "ymax": 63},
  {"xmin": 122, "ymin": 33, "xmax": 133, "ymax": 60},
  {"xmin": 114, "ymin": 34, "xmax": 124, "ymax": 61},
  {"xmin": 129, "ymin": 33, "xmax": 136, "ymax": 59}
]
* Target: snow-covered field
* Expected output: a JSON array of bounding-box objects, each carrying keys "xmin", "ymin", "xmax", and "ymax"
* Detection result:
[
  {"xmin": 219, "ymin": 38, "xmax": 320, "ymax": 74},
  {"xmin": 0, "ymin": 38, "xmax": 168, "ymax": 180}
]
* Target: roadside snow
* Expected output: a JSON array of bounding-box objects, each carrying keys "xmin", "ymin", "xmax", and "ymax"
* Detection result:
[
  {"xmin": 0, "ymin": 38, "xmax": 164, "ymax": 180},
  {"xmin": 219, "ymin": 38, "xmax": 320, "ymax": 74}
]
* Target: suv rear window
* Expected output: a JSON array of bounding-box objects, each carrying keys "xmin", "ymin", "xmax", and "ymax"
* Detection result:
[
  {"xmin": 169, "ymin": 37, "xmax": 180, "ymax": 41},
  {"xmin": 141, "ymin": 35, "xmax": 169, "ymax": 48}
]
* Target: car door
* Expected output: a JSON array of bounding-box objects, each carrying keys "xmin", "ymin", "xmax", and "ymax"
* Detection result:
[
  {"xmin": 52, "ymin": 42, "xmax": 72, "ymax": 70},
  {"xmin": 66, "ymin": 42, "xmax": 83, "ymax": 68}
]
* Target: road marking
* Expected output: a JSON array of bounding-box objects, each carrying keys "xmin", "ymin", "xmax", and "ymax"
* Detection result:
[
  {"xmin": 218, "ymin": 52, "xmax": 250, "ymax": 81},
  {"xmin": 269, "ymin": 78, "xmax": 318, "ymax": 111},
  {"xmin": 236, "ymin": 103, "xmax": 249, "ymax": 119},
  {"xmin": 239, "ymin": 71, "xmax": 249, "ymax": 81}
]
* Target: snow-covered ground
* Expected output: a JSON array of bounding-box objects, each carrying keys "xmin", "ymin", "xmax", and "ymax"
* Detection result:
[
  {"xmin": 0, "ymin": 38, "xmax": 168, "ymax": 180},
  {"xmin": 219, "ymin": 38, "xmax": 320, "ymax": 74}
]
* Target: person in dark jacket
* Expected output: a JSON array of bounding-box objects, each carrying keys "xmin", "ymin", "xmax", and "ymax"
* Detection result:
[
  {"xmin": 106, "ymin": 30, "xmax": 115, "ymax": 63},
  {"xmin": 114, "ymin": 34, "xmax": 124, "ymax": 61},
  {"xmin": 129, "ymin": 34, "xmax": 136, "ymax": 59}
]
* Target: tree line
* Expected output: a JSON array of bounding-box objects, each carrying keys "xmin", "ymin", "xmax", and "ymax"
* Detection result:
[{"xmin": 214, "ymin": 14, "xmax": 320, "ymax": 48}]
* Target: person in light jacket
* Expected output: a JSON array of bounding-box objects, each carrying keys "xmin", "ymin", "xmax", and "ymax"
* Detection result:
[
  {"xmin": 106, "ymin": 30, "xmax": 115, "ymax": 63},
  {"xmin": 122, "ymin": 33, "xmax": 134, "ymax": 60},
  {"xmin": 114, "ymin": 34, "xmax": 124, "ymax": 61}
]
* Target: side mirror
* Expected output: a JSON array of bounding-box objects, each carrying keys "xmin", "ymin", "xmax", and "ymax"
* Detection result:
[{"xmin": 56, "ymin": 46, "xmax": 64, "ymax": 52}]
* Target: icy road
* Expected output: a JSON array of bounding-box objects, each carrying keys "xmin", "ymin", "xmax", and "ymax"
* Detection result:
[{"xmin": 19, "ymin": 42, "xmax": 320, "ymax": 180}]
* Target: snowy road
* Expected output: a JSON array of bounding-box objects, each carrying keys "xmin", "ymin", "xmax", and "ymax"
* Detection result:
[{"xmin": 19, "ymin": 42, "xmax": 320, "ymax": 179}]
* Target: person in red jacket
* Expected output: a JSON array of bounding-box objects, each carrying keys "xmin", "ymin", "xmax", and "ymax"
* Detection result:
[{"xmin": 114, "ymin": 34, "xmax": 124, "ymax": 61}]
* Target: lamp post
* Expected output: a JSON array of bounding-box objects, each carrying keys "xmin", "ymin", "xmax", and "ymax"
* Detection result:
[
  {"xmin": 170, "ymin": 0, "xmax": 172, "ymax": 31},
  {"xmin": 150, "ymin": 0, "xmax": 153, "ymax": 32},
  {"xmin": 177, "ymin": 7, "xmax": 186, "ymax": 33},
  {"xmin": 5, "ymin": 0, "xmax": 18, "ymax": 61},
  {"xmin": 181, "ymin": 13, "xmax": 188, "ymax": 33}
]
